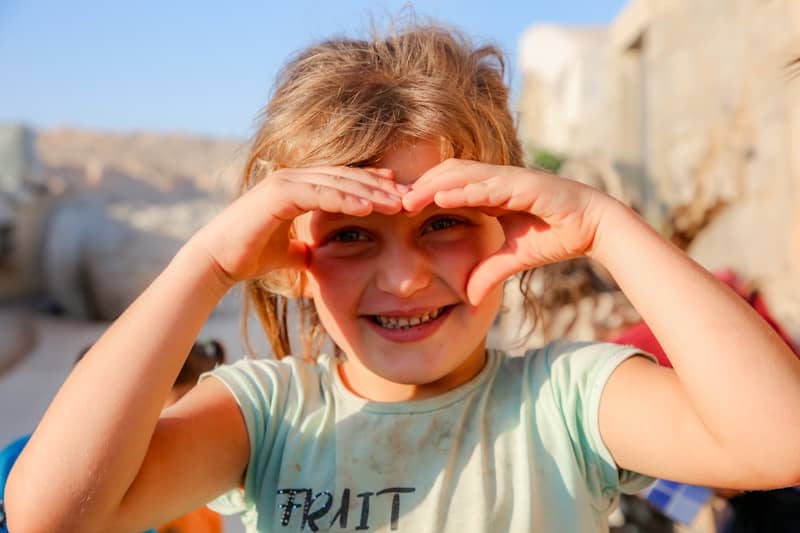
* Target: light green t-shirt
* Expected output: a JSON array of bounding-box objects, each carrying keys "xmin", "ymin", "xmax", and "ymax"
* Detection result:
[{"xmin": 201, "ymin": 340, "xmax": 655, "ymax": 532}]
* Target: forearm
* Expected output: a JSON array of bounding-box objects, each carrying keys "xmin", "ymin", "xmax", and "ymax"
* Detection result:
[
  {"xmin": 6, "ymin": 240, "xmax": 233, "ymax": 531},
  {"xmin": 591, "ymin": 201, "xmax": 800, "ymax": 478}
]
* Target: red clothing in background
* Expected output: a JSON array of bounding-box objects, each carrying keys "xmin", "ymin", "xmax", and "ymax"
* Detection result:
[{"xmin": 609, "ymin": 270, "xmax": 800, "ymax": 367}]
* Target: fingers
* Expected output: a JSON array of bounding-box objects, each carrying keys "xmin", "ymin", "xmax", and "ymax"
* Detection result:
[
  {"xmin": 402, "ymin": 159, "xmax": 520, "ymax": 213},
  {"xmin": 266, "ymin": 166, "xmax": 404, "ymax": 219},
  {"xmin": 432, "ymin": 177, "xmax": 514, "ymax": 209},
  {"xmin": 270, "ymin": 182, "xmax": 378, "ymax": 221},
  {"xmin": 412, "ymin": 158, "xmax": 480, "ymax": 189},
  {"xmin": 466, "ymin": 247, "xmax": 525, "ymax": 305},
  {"xmin": 402, "ymin": 159, "xmax": 477, "ymax": 211},
  {"xmin": 289, "ymin": 175, "xmax": 403, "ymax": 214},
  {"xmin": 402, "ymin": 160, "xmax": 564, "ymax": 219},
  {"xmin": 287, "ymin": 166, "xmax": 401, "ymax": 197}
]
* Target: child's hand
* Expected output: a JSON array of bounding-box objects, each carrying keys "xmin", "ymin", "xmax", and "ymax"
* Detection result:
[
  {"xmin": 191, "ymin": 166, "xmax": 403, "ymax": 285},
  {"xmin": 402, "ymin": 159, "xmax": 612, "ymax": 304}
]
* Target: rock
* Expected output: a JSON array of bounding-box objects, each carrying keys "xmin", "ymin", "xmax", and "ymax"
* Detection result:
[
  {"xmin": 43, "ymin": 197, "xmax": 223, "ymax": 320},
  {"xmin": 36, "ymin": 128, "xmax": 246, "ymax": 199},
  {"xmin": 42, "ymin": 198, "xmax": 109, "ymax": 318}
]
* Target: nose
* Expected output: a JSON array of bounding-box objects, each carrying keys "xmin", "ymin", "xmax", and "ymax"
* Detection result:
[{"xmin": 374, "ymin": 242, "xmax": 432, "ymax": 299}]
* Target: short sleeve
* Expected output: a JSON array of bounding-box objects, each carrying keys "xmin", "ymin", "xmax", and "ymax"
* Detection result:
[
  {"xmin": 544, "ymin": 340, "xmax": 657, "ymax": 512},
  {"xmin": 198, "ymin": 357, "xmax": 294, "ymax": 516}
]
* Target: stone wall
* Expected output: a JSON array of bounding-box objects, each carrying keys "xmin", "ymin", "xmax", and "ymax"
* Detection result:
[
  {"xmin": 517, "ymin": 0, "xmax": 800, "ymax": 342},
  {"xmin": 613, "ymin": 0, "xmax": 800, "ymax": 338},
  {"xmin": 0, "ymin": 126, "xmax": 247, "ymax": 319}
]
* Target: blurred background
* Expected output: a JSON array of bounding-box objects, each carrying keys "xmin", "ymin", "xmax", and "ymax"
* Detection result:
[{"xmin": 1, "ymin": 1, "xmax": 799, "ymax": 532}]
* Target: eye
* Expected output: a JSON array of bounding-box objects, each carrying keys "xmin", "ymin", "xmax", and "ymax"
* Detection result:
[
  {"xmin": 329, "ymin": 228, "xmax": 370, "ymax": 243},
  {"xmin": 422, "ymin": 216, "xmax": 465, "ymax": 234}
]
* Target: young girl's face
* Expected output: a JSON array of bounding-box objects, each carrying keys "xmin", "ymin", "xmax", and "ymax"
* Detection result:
[{"xmin": 296, "ymin": 141, "xmax": 505, "ymax": 401}]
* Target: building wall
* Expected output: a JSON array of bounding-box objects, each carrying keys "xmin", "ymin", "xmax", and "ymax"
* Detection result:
[
  {"xmin": 518, "ymin": 0, "xmax": 800, "ymax": 338},
  {"xmin": 517, "ymin": 25, "xmax": 612, "ymax": 157},
  {"xmin": 613, "ymin": 0, "xmax": 800, "ymax": 330}
]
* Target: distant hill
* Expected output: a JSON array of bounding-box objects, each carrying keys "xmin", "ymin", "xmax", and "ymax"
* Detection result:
[{"xmin": 35, "ymin": 127, "xmax": 249, "ymax": 202}]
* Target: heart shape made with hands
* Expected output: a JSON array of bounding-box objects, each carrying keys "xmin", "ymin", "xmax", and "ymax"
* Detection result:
[
  {"xmin": 358, "ymin": 160, "xmax": 604, "ymax": 305},
  {"xmin": 400, "ymin": 190, "xmax": 587, "ymax": 306},
  {"xmin": 205, "ymin": 159, "xmax": 606, "ymax": 302}
]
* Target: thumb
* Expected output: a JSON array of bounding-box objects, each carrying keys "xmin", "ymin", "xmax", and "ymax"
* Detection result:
[{"xmin": 466, "ymin": 246, "xmax": 526, "ymax": 305}]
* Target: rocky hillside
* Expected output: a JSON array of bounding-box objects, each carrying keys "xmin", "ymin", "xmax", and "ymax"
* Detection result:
[{"xmin": 36, "ymin": 127, "xmax": 249, "ymax": 202}]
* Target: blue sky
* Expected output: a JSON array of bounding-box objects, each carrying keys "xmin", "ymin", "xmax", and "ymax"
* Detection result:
[{"xmin": 0, "ymin": 1, "xmax": 627, "ymax": 138}]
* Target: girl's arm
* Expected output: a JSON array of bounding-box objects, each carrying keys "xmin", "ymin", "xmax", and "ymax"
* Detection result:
[
  {"xmin": 594, "ymin": 201, "xmax": 800, "ymax": 489},
  {"xmin": 5, "ymin": 165, "xmax": 404, "ymax": 532},
  {"xmin": 5, "ymin": 243, "xmax": 249, "ymax": 533},
  {"xmin": 404, "ymin": 158, "xmax": 800, "ymax": 489}
]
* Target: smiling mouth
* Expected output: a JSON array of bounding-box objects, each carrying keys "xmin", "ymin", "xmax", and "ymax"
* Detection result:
[{"xmin": 369, "ymin": 305, "xmax": 455, "ymax": 329}]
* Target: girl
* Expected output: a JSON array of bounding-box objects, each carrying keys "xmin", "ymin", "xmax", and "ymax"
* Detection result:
[{"xmin": 6, "ymin": 22, "xmax": 800, "ymax": 533}]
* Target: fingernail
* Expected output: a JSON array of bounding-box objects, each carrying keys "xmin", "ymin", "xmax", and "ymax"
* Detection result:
[
  {"xmin": 376, "ymin": 168, "xmax": 394, "ymax": 176},
  {"xmin": 395, "ymin": 183, "xmax": 411, "ymax": 193}
]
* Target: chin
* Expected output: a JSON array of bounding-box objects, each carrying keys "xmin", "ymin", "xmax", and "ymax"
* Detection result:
[{"xmin": 370, "ymin": 340, "xmax": 484, "ymax": 388}]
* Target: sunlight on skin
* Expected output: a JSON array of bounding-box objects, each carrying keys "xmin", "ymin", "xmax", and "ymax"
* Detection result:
[{"xmin": 293, "ymin": 142, "xmax": 506, "ymax": 402}]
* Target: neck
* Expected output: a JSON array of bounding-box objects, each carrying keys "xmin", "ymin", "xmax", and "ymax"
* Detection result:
[{"xmin": 337, "ymin": 342, "xmax": 488, "ymax": 402}]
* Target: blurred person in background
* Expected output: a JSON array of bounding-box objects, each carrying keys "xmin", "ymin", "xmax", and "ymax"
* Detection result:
[{"xmin": 0, "ymin": 340, "xmax": 227, "ymax": 533}]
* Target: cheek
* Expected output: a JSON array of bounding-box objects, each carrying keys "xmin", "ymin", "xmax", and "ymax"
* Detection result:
[
  {"xmin": 429, "ymin": 242, "xmax": 475, "ymax": 286},
  {"xmin": 304, "ymin": 256, "xmax": 375, "ymax": 353},
  {"xmin": 308, "ymin": 250, "xmax": 371, "ymax": 284},
  {"xmin": 303, "ymin": 266, "xmax": 354, "ymax": 343},
  {"xmin": 431, "ymin": 223, "xmax": 504, "ymax": 279},
  {"xmin": 304, "ymin": 252, "xmax": 371, "ymax": 312}
]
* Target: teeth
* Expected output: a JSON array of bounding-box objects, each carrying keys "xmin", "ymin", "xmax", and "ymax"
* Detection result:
[{"xmin": 375, "ymin": 307, "xmax": 446, "ymax": 329}]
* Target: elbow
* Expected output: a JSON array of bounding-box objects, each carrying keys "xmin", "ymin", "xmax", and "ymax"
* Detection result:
[
  {"xmin": 722, "ymin": 432, "xmax": 800, "ymax": 490},
  {"xmin": 4, "ymin": 474, "xmax": 50, "ymax": 533},
  {"xmin": 5, "ymin": 467, "xmax": 98, "ymax": 533},
  {"xmin": 738, "ymin": 457, "xmax": 800, "ymax": 491},
  {"xmin": 774, "ymin": 472, "xmax": 800, "ymax": 491},
  {"xmin": 4, "ymin": 507, "xmax": 48, "ymax": 533},
  {"xmin": 768, "ymin": 470, "xmax": 800, "ymax": 490},
  {"xmin": 766, "ymin": 450, "xmax": 800, "ymax": 489},
  {"xmin": 5, "ymin": 498, "xmax": 95, "ymax": 533},
  {"xmin": 787, "ymin": 465, "xmax": 800, "ymax": 489}
]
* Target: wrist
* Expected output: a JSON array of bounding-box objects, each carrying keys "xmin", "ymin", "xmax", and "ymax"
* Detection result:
[
  {"xmin": 174, "ymin": 240, "xmax": 238, "ymax": 300},
  {"xmin": 586, "ymin": 198, "xmax": 640, "ymax": 267}
]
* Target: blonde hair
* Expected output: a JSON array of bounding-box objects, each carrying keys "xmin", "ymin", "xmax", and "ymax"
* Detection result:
[{"xmin": 239, "ymin": 21, "xmax": 525, "ymax": 360}]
